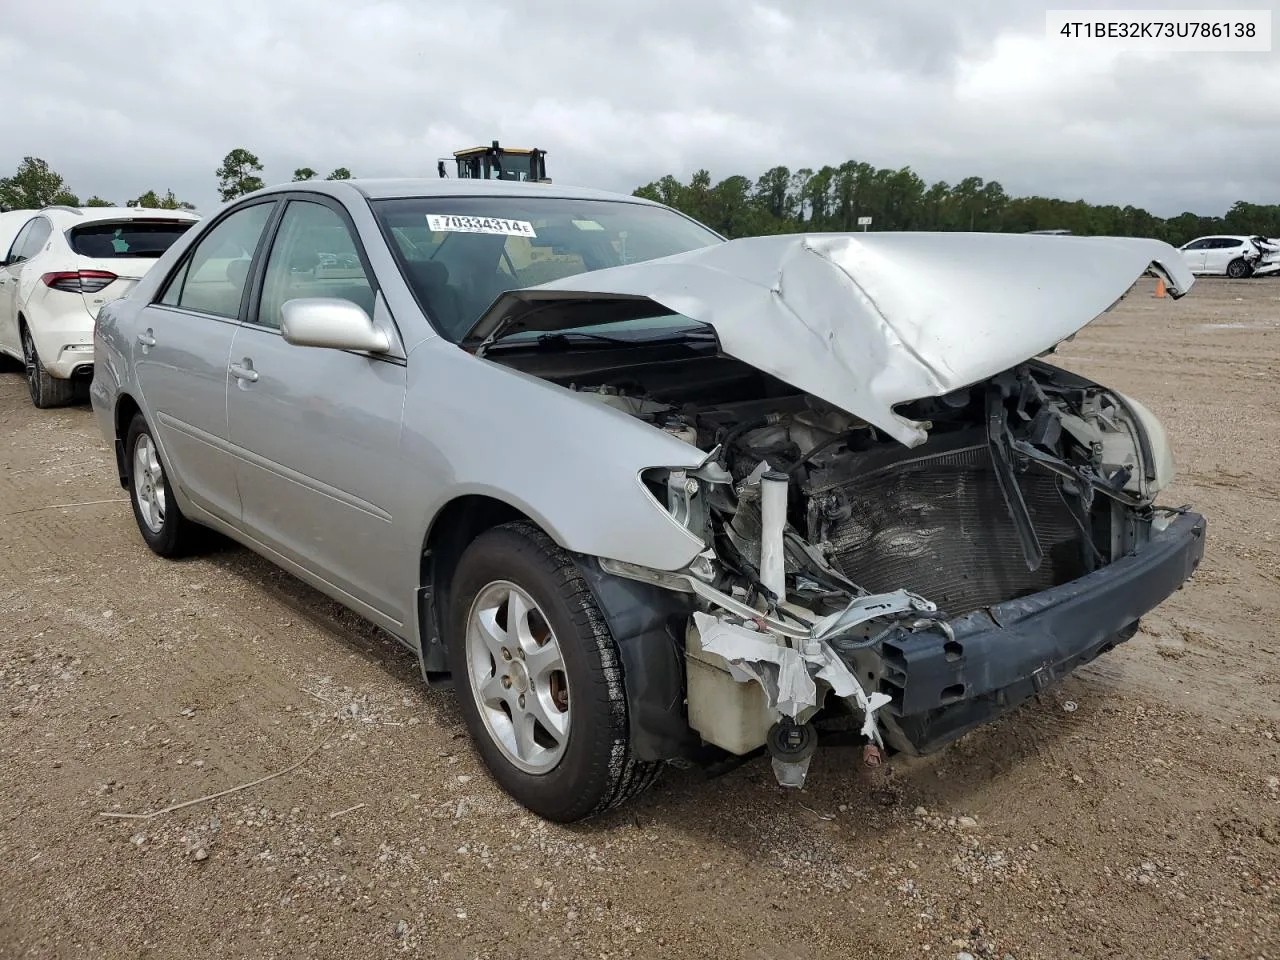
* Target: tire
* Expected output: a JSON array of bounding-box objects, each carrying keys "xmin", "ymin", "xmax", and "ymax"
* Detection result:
[
  {"xmin": 124, "ymin": 413, "xmax": 200, "ymax": 558},
  {"xmin": 21, "ymin": 324, "xmax": 76, "ymax": 409},
  {"xmin": 1226, "ymin": 258, "xmax": 1252, "ymax": 279},
  {"xmin": 447, "ymin": 521, "xmax": 660, "ymax": 822}
]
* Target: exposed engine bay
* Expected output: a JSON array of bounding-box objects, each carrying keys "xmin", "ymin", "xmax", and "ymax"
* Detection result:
[
  {"xmin": 488, "ymin": 342, "xmax": 1180, "ymax": 784},
  {"xmin": 545, "ymin": 350, "xmax": 1166, "ymax": 615}
]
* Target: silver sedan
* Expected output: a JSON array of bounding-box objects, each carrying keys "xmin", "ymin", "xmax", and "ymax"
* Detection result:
[{"xmin": 92, "ymin": 178, "xmax": 1205, "ymax": 821}]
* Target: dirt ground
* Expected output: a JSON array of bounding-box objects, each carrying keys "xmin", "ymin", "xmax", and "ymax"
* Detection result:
[{"xmin": 1, "ymin": 277, "xmax": 1278, "ymax": 960}]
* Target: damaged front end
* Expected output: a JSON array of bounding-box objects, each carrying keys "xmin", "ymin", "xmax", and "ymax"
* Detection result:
[
  {"xmin": 593, "ymin": 360, "xmax": 1204, "ymax": 787},
  {"xmin": 469, "ymin": 232, "xmax": 1205, "ymax": 788}
]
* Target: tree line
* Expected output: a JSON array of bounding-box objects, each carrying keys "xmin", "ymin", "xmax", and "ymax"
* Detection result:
[
  {"xmin": 7, "ymin": 149, "xmax": 1276, "ymax": 245},
  {"xmin": 0, "ymin": 156, "xmax": 199, "ymax": 211},
  {"xmin": 0, "ymin": 149, "xmax": 354, "ymax": 213},
  {"xmin": 633, "ymin": 164, "xmax": 1280, "ymax": 245}
]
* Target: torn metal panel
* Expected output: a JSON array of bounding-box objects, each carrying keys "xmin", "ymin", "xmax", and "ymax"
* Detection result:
[
  {"xmin": 810, "ymin": 588, "xmax": 936, "ymax": 640},
  {"xmin": 464, "ymin": 232, "xmax": 1195, "ymax": 447}
]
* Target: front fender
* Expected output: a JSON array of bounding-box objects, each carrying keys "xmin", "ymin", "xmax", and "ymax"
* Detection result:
[{"xmin": 403, "ymin": 338, "xmax": 708, "ymax": 572}]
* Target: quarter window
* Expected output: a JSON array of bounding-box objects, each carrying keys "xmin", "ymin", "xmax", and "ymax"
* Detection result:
[
  {"xmin": 160, "ymin": 202, "xmax": 275, "ymax": 318},
  {"xmin": 255, "ymin": 201, "xmax": 375, "ymax": 330},
  {"xmin": 19, "ymin": 218, "xmax": 52, "ymax": 260},
  {"xmin": 7, "ymin": 217, "xmax": 51, "ymax": 263},
  {"xmin": 4, "ymin": 220, "xmax": 36, "ymax": 263}
]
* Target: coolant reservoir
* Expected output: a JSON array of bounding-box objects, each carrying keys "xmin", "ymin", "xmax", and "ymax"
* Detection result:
[{"xmin": 685, "ymin": 621, "xmax": 775, "ymax": 755}]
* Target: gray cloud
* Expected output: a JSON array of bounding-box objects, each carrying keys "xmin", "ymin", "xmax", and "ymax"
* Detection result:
[{"xmin": 2, "ymin": 0, "xmax": 1276, "ymax": 217}]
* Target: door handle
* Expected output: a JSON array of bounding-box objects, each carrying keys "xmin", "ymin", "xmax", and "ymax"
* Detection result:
[
  {"xmin": 229, "ymin": 361, "xmax": 259, "ymax": 383},
  {"xmin": 137, "ymin": 330, "xmax": 156, "ymax": 347}
]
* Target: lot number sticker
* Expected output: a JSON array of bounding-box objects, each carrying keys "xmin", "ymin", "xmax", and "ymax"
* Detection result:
[{"xmin": 426, "ymin": 214, "xmax": 536, "ymax": 237}]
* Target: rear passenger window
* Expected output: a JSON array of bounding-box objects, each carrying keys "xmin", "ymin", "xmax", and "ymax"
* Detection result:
[
  {"xmin": 161, "ymin": 202, "xmax": 274, "ymax": 318},
  {"xmin": 158, "ymin": 259, "xmax": 190, "ymax": 307},
  {"xmin": 255, "ymin": 201, "xmax": 374, "ymax": 330}
]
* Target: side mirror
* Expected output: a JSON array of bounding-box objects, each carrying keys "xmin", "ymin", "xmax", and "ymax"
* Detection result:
[{"xmin": 280, "ymin": 298, "xmax": 390, "ymax": 353}]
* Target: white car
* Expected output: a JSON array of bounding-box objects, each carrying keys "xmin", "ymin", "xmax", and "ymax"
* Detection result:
[
  {"xmin": 1178, "ymin": 235, "xmax": 1269, "ymax": 279},
  {"xmin": 0, "ymin": 205, "xmax": 200, "ymax": 407}
]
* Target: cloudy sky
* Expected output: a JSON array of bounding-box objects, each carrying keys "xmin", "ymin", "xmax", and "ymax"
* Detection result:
[{"xmin": 2, "ymin": 0, "xmax": 1277, "ymax": 216}]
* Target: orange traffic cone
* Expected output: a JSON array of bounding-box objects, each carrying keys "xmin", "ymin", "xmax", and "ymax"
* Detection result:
[{"xmin": 1153, "ymin": 277, "xmax": 1166, "ymax": 298}]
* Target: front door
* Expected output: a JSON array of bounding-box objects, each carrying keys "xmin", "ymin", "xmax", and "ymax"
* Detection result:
[
  {"xmin": 133, "ymin": 200, "xmax": 278, "ymax": 524},
  {"xmin": 224, "ymin": 197, "xmax": 409, "ymax": 629},
  {"xmin": 1180, "ymin": 239, "xmax": 1208, "ymax": 273}
]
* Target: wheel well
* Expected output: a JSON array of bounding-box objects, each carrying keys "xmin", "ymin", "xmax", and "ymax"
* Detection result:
[
  {"xmin": 417, "ymin": 495, "xmax": 532, "ymax": 677},
  {"xmin": 112, "ymin": 394, "xmax": 142, "ymax": 487}
]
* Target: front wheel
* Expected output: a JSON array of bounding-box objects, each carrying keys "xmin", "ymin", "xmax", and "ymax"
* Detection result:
[
  {"xmin": 1226, "ymin": 258, "xmax": 1253, "ymax": 279},
  {"xmin": 447, "ymin": 522, "xmax": 660, "ymax": 822},
  {"xmin": 125, "ymin": 413, "xmax": 201, "ymax": 557}
]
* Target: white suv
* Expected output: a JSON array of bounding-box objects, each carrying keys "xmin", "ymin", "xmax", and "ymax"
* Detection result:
[
  {"xmin": 1178, "ymin": 235, "xmax": 1272, "ymax": 279},
  {"xmin": 0, "ymin": 206, "xmax": 200, "ymax": 407}
]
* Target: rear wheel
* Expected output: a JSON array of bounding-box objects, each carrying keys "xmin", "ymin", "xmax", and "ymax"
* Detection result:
[
  {"xmin": 21, "ymin": 325, "xmax": 76, "ymax": 409},
  {"xmin": 1226, "ymin": 258, "xmax": 1252, "ymax": 279},
  {"xmin": 125, "ymin": 413, "xmax": 200, "ymax": 557},
  {"xmin": 447, "ymin": 522, "xmax": 660, "ymax": 822}
]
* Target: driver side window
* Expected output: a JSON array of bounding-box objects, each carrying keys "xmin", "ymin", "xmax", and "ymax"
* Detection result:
[{"xmin": 255, "ymin": 201, "xmax": 375, "ymax": 330}]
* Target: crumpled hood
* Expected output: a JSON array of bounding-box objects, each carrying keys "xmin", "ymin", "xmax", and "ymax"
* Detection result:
[{"xmin": 468, "ymin": 232, "xmax": 1193, "ymax": 446}]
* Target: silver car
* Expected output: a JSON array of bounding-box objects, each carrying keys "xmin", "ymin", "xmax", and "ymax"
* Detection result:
[{"xmin": 91, "ymin": 179, "xmax": 1206, "ymax": 821}]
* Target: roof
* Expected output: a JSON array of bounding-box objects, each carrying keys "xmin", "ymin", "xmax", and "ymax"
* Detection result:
[
  {"xmin": 453, "ymin": 146, "xmax": 540, "ymax": 157},
  {"xmin": 260, "ymin": 177, "xmax": 660, "ymax": 206}
]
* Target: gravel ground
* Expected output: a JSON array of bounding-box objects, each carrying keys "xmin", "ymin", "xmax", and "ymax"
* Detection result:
[{"xmin": 1, "ymin": 277, "xmax": 1278, "ymax": 960}]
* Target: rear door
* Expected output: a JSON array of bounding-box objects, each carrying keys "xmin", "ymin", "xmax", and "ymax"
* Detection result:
[
  {"xmin": 1203, "ymin": 238, "xmax": 1238, "ymax": 274},
  {"xmin": 66, "ymin": 218, "xmax": 197, "ymax": 317},
  {"xmin": 133, "ymin": 200, "xmax": 277, "ymax": 524},
  {"xmin": 224, "ymin": 196, "xmax": 410, "ymax": 629},
  {"xmin": 0, "ymin": 218, "xmax": 37, "ymax": 356}
]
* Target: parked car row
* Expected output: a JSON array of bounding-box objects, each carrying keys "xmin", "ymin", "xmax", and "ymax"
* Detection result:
[
  {"xmin": 4, "ymin": 183, "xmax": 1207, "ymax": 822},
  {"xmin": 0, "ymin": 206, "xmax": 199, "ymax": 406}
]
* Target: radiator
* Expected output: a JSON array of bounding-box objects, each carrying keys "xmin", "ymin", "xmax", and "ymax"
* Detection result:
[{"xmin": 824, "ymin": 434, "xmax": 1086, "ymax": 617}]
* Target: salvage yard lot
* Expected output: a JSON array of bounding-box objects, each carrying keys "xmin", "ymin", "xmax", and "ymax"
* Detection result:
[{"xmin": 1, "ymin": 277, "xmax": 1278, "ymax": 960}]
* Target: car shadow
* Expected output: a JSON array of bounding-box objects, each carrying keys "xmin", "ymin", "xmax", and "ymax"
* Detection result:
[
  {"xmin": 185, "ymin": 531, "xmax": 1093, "ymax": 842},
  {"xmin": 195, "ymin": 535, "xmax": 424, "ymax": 685}
]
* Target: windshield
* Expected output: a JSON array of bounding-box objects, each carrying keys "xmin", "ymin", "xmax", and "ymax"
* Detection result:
[
  {"xmin": 372, "ymin": 196, "xmax": 722, "ymax": 342},
  {"xmin": 69, "ymin": 219, "xmax": 195, "ymax": 259}
]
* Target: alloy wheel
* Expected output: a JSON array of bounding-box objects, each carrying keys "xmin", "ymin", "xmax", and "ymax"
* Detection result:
[
  {"xmin": 132, "ymin": 434, "xmax": 167, "ymax": 533},
  {"xmin": 464, "ymin": 580, "xmax": 571, "ymax": 774},
  {"xmin": 21, "ymin": 329, "xmax": 38, "ymax": 400}
]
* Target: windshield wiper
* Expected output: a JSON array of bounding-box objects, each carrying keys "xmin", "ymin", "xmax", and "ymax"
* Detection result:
[{"xmin": 487, "ymin": 329, "xmax": 717, "ymax": 351}]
